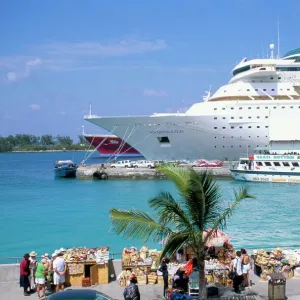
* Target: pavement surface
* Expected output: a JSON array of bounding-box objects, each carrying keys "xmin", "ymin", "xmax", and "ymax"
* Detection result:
[{"xmin": 1, "ymin": 271, "xmax": 300, "ymax": 300}]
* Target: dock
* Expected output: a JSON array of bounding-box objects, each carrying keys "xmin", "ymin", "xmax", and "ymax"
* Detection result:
[{"xmin": 76, "ymin": 162, "xmax": 232, "ymax": 180}]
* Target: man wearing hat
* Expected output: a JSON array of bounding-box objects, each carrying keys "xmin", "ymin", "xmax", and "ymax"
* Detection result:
[
  {"xmin": 29, "ymin": 251, "xmax": 38, "ymax": 290},
  {"xmin": 53, "ymin": 253, "xmax": 67, "ymax": 292}
]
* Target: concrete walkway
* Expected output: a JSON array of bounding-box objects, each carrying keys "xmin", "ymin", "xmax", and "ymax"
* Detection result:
[{"xmin": 1, "ymin": 272, "xmax": 300, "ymax": 300}]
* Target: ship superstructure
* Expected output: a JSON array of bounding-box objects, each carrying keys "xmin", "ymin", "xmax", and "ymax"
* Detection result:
[{"xmin": 85, "ymin": 47, "xmax": 300, "ymax": 160}]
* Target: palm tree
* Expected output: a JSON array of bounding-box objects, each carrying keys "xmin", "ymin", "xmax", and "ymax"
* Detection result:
[{"xmin": 110, "ymin": 165, "xmax": 255, "ymax": 300}]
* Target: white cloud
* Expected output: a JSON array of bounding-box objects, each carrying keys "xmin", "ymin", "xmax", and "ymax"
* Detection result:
[
  {"xmin": 30, "ymin": 104, "xmax": 41, "ymax": 110},
  {"xmin": 5, "ymin": 58, "xmax": 42, "ymax": 82},
  {"xmin": 57, "ymin": 111, "xmax": 66, "ymax": 116},
  {"xmin": 42, "ymin": 39, "xmax": 167, "ymax": 57},
  {"xmin": 143, "ymin": 89, "xmax": 168, "ymax": 97}
]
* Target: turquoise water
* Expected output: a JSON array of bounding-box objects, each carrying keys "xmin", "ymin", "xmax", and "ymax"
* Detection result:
[{"xmin": 1, "ymin": 152, "xmax": 300, "ymax": 263}]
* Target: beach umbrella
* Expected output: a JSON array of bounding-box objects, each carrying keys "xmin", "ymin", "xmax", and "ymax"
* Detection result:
[{"xmin": 203, "ymin": 228, "xmax": 231, "ymax": 247}]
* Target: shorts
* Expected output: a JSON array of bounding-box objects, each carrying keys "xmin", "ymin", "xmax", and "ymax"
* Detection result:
[
  {"xmin": 242, "ymin": 263, "xmax": 250, "ymax": 274},
  {"xmin": 35, "ymin": 278, "xmax": 45, "ymax": 285},
  {"xmin": 53, "ymin": 273, "xmax": 65, "ymax": 285}
]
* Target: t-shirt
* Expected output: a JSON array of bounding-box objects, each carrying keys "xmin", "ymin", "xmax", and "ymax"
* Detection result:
[
  {"xmin": 35, "ymin": 263, "xmax": 46, "ymax": 279},
  {"xmin": 53, "ymin": 257, "xmax": 65, "ymax": 273},
  {"xmin": 233, "ymin": 257, "xmax": 242, "ymax": 276}
]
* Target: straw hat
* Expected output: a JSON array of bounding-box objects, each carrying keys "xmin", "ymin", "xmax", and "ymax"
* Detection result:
[{"xmin": 30, "ymin": 251, "xmax": 37, "ymax": 257}]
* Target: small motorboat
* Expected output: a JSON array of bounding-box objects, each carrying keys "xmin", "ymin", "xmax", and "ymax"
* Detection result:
[{"xmin": 54, "ymin": 160, "xmax": 77, "ymax": 178}]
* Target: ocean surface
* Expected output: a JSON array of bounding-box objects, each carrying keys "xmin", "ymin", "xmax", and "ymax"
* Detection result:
[{"xmin": 0, "ymin": 152, "xmax": 299, "ymax": 263}]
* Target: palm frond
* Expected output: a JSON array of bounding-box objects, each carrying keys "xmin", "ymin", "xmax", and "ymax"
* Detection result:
[
  {"xmin": 156, "ymin": 165, "xmax": 190, "ymax": 198},
  {"xmin": 159, "ymin": 231, "xmax": 190, "ymax": 262},
  {"xmin": 149, "ymin": 192, "xmax": 192, "ymax": 232},
  {"xmin": 110, "ymin": 208, "xmax": 171, "ymax": 242},
  {"xmin": 203, "ymin": 187, "xmax": 255, "ymax": 244}
]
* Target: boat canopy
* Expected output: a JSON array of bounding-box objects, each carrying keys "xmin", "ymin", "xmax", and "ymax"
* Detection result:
[{"xmin": 55, "ymin": 160, "xmax": 74, "ymax": 165}]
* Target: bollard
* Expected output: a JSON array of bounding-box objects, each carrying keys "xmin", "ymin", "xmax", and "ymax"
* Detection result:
[{"xmin": 268, "ymin": 273, "xmax": 286, "ymax": 300}]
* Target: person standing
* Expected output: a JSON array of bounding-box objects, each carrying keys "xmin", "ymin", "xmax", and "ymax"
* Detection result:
[
  {"xmin": 29, "ymin": 251, "xmax": 38, "ymax": 290},
  {"xmin": 123, "ymin": 275, "xmax": 140, "ymax": 300},
  {"xmin": 241, "ymin": 248, "xmax": 251, "ymax": 289},
  {"xmin": 232, "ymin": 251, "xmax": 243, "ymax": 294},
  {"xmin": 20, "ymin": 253, "xmax": 31, "ymax": 296},
  {"xmin": 53, "ymin": 253, "xmax": 67, "ymax": 292},
  {"xmin": 158, "ymin": 257, "xmax": 169, "ymax": 298},
  {"xmin": 35, "ymin": 258, "xmax": 47, "ymax": 299}
]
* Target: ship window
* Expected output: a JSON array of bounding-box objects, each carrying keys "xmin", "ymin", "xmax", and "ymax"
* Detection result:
[
  {"xmin": 231, "ymin": 107, "xmax": 234, "ymax": 110},
  {"xmin": 214, "ymin": 146, "xmax": 217, "ymax": 148},
  {"xmin": 157, "ymin": 137, "xmax": 170, "ymax": 146},
  {"xmin": 223, "ymin": 146, "xmax": 225, "ymax": 148},
  {"xmin": 265, "ymin": 116, "xmax": 268, "ymax": 118},
  {"xmin": 265, "ymin": 107, "xmax": 268, "ymax": 109},
  {"xmin": 248, "ymin": 126, "xmax": 252, "ymax": 128},
  {"xmin": 257, "ymin": 126, "xmax": 260, "ymax": 128},
  {"xmin": 222, "ymin": 117, "xmax": 226, "ymax": 119},
  {"xmin": 272, "ymin": 89, "xmax": 275, "ymax": 91},
  {"xmin": 231, "ymin": 126, "xmax": 234, "ymax": 129},
  {"xmin": 257, "ymin": 107, "xmax": 260, "ymax": 109},
  {"xmin": 239, "ymin": 117, "xmax": 243, "ymax": 119},
  {"xmin": 255, "ymin": 89, "xmax": 258, "ymax": 91},
  {"xmin": 278, "ymin": 77, "xmax": 281, "ymax": 79},
  {"xmin": 214, "ymin": 117, "xmax": 217, "ymax": 119},
  {"xmin": 287, "ymin": 89, "xmax": 290, "ymax": 91},
  {"xmin": 263, "ymin": 89, "xmax": 266, "ymax": 91},
  {"xmin": 292, "ymin": 162, "xmax": 299, "ymax": 167},
  {"xmin": 290, "ymin": 106, "xmax": 293, "ymax": 108},
  {"xmin": 231, "ymin": 117, "xmax": 234, "ymax": 119},
  {"xmin": 248, "ymin": 107, "xmax": 251, "ymax": 109},
  {"xmin": 247, "ymin": 89, "xmax": 250, "ymax": 91},
  {"xmin": 222, "ymin": 127, "xmax": 226, "ymax": 129},
  {"xmin": 271, "ymin": 77, "xmax": 274, "ymax": 80},
  {"xmin": 265, "ymin": 162, "xmax": 272, "ymax": 166},
  {"xmin": 256, "ymin": 162, "xmax": 263, "ymax": 166},
  {"xmin": 257, "ymin": 116, "xmax": 260, "ymax": 118},
  {"xmin": 239, "ymin": 126, "xmax": 242, "ymax": 128},
  {"xmin": 214, "ymin": 108, "xmax": 217, "ymax": 110},
  {"xmin": 239, "ymin": 145, "xmax": 241, "ymax": 147},
  {"xmin": 283, "ymin": 162, "xmax": 290, "ymax": 167},
  {"xmin": 248, "ymin": 116, "xmax": 252, "ymax": 119},
  {"xmin": 231, "ymin": 146, "xmax": 233, "ymax": 148},
  {"xmin": 239, "ymin": 107, "xmax": 242, "ymax": 110},
  {"xmin": 282, "ymin": 106, "xmax": 285, "ymax": 109},
  {"xmin": 265, "ymin": 126, "xmax": 269, "ymax": 128},
  {"xmin": 274, "ymin": 162, "xmax": 281, "ymax": 167},
  {"xmin": 223, "ymin": 136, "xmax": 225, "ymax": 138},
  {"xmin": 222, "ymin": 108, "xmax": 225, "ymax": 110},
  {"xmin": 214, "ymin": 127, "xmax": 217, "ymax": 129}
]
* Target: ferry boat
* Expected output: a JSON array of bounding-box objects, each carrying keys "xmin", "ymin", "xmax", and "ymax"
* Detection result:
[
  {"xmin": 230, "ymin": 148, "xmax": 300, "ymax": 183},
  {"xmin": 54, "ymin": 160, "xmax": 77, "ymax": 178},
  {"xmin": 85, "ymin": 46, "xmax": 300, "ymax": 161}
]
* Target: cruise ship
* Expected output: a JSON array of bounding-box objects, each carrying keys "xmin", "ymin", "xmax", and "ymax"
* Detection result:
[{"xmin": 85, "ymin": 46, "xmax": 300, "ymax": 160}]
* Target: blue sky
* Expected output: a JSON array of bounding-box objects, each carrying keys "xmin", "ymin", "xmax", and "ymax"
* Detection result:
[{"xmin": 0, "ymin": 0, "xmax": 299, "ymax": 139}]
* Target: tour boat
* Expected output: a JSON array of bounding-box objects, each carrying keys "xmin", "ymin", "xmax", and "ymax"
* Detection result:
[
  {"xmin": 85, "ymin": 46, "xmax": 300, "ymax": 161},
  {"xmin": 54, "ymin": 160, "xmax": 77, "ymax": 178},
  {"xmin": 230, "ymin": 148, "xmax": 300, "ymax": 183}
]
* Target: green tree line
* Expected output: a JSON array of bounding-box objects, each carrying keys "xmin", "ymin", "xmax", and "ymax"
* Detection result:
[{"xmin": 0, "ymin": 134, "xmax": 90, "ymax": 152}]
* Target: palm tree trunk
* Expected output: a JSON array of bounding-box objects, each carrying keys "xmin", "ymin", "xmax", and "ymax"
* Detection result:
[{"xmin": 197, "ymin": 250, "xmax": 207, "ymax": 300}]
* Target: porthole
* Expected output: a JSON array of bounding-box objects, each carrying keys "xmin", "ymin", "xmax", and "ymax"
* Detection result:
[
  {"xmin": 239, "ymin": 126, "xmax": 242, "ymax": 129},
  {"xmin": 239, "ymin": 107, "xmax": 242, "ymax": 110},
  {"xmin": 247, "ymin": 89, "xmax": 250, "ymax": 91},
  {"xmin": 290, "ymin": 106, "xmax": 293, "ymax": 108},
  {"xmin": 231, "ymin": 146, "xmax": 233, "ymax": 148},
  {"xmin": 257, "ymin": 126, "xmax": 260, "ymax": 128},
  {"xmin": 273, "ymin": 106, "xmax": 277, "ymax": 109},
  {"xmin": 239, "ymin": 117, "xmax": 243, "ymax": 119},
  {"xmin": 263, "ymin": 89, "xmax": 266, "ymax": 91},
  {"xmin": 278, "ymin": 77, "xmax": 281, "ymax": 79},
  {"xmin": 255, "ymin": 89, "xmax": 258, "ymax": 91},
  {"xmin": 222, "ymin": 117, "xmax": 226, "ymax": 119},
  {"xmin": 257, "ymin": 107, "xmax": 260, "ymax": 109},
  {"xmin": 214, "ymin": 146, "xmax": 217, "ymax": 148},
  {"xmin": 222, "ymin": 127, "xmax": 226, "ymax": 129},
  {"xmin": 265, "ymin": 107, "xmax": 268, "ymax": 109},
  {"xmin": 214, "ymin": 117, "xmax": 217, "ymax": 119},
  {"xmin": 214, "ymin": 108, "xmax": 217, "ymax": 110},
  {"xmin": 231, "ymin": 117, "xmax": 234, "ymax": 119},
  {"xmin": 271, "ymin": 89, "xmax": 275, "ymax": 91},
  {"xmin": 271, "ymin": 77, "xmax": 274, "ymax": 80},
  {"xmin": 231, "ymin": 126, "xmax": 234, "ymax": 129},
  {"xmin": 265, "ymin": 126, "xmax": 269, "ymax": 128},
  {"xmin": 282, "ymin": 106, "xmax": 285, "ymax": 109},
  {"xmin": 257, "ymin": 116, "xmax": 260, "ymax": 119},
  {"xmin": 231, "ymin": 107, "xmax": 234, "ymax": 110},
  {"xmin": 222, "ymin": 108, "xmax": 225, "ymax": 110},
  {"xmin": 248, "ymin": 116, "xmax": 252, "ymax": 119},
  {"xmin": 214, "ymin": 127, "xmax": 217, "ymax": 129},
  {"xmin": 248, "ymin": 126, "xmax": 251, "ymax": 128},
  {"xmin": 223, "ymin": 146, "xmax": 225, "ymax": 148},
  {"xmin": 265, "ymin": 116, "xmax": 268, "ymax": 118},
  {"xmin": 239, "ymin": 145, "xmax": 241, "ymax": 147},
  {"xmin": 248, "ymin": 107, "xmax": 251, "ymax": 109}
]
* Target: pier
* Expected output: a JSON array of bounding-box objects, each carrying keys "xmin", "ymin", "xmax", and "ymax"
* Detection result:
[{"xmin": 76, "ymin": 162, "xmax": 232, "ymax": 180}]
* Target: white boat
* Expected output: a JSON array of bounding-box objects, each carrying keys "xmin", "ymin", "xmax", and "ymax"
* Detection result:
[
  {"xmin": 230, "ymin": 147, "xmax": 300, "ymax": 183},
  {"xmin": 85, "ymin": 46, "xmax": 300, "ymax": 161}
]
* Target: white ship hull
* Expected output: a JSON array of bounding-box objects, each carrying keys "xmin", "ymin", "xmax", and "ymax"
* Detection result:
[
  {"xmin": 86, "ymin": 103, "xmax": 271, "ymax": 160},
  {"xmin": 231, "ymin": 170, "xmax": 300, "ymax": 183}
]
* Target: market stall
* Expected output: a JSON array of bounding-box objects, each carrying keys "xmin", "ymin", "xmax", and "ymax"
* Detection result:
[
  {"xmin": 119, "ymin": 246, "xmax": 161, "ymax": 286},
  {"xmin": 63, "ymin": 246, "xmax": 110, "ymax": 286},
  {"xmin": 253, "ymin": 248, "xmax": 300, "ymax": 281}
]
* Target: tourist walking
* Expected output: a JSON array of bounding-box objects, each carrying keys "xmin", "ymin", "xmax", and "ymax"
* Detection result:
[
  {"xmin": 20, "ymin": 253, "xmax": 30, "ymax": 296},
  {"xmin": 29, "ymin": 251, "xmax": 38, "ymax": 290},
  {"xmin": 35, "ymin": 258, "xmax": 48, "ymax": 299},
  {"xmin": 232, "ymin": 251, "xmax": 243, "ymax": 294},
  {"xmin": 241, "ymin": 248, "xmax": 251, "ymax": 289},
  {"xmin": 42, "ymin": 253, "xmax": 51, "ymax": 290},
  {"xmin": 158, "ymin": 257, "xmax": 169, "ymax": 298},
  {"xmin": 123, "ymin": 275, "xmax": 140, "ymax": 300},
  {"xmin": 53, "ymin": 253, "xmax": 67, "ymax": 292}
]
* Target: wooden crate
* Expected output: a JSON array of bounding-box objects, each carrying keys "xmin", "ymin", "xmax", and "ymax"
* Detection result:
[
  {"xmin": 97, "ymin": 263, "xmax": 109, "ymax": 284},
  {"xmin": 148, "ymin": 275, "xmax": 157, "ymax": 284}
]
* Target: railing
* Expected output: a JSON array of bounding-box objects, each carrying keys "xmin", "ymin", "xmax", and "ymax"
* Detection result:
[{"xmin": 0, "ymin": 253, "xmax": 123, "ymax": 264}]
